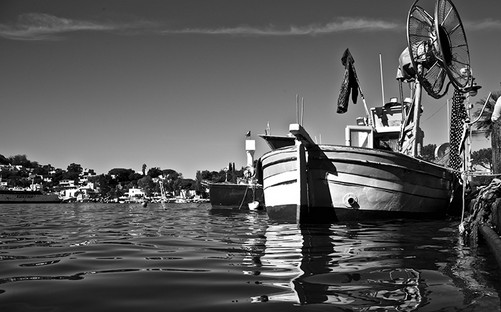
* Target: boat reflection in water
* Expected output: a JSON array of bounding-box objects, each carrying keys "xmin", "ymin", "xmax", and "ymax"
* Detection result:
[{"xmin": 242, "ymin": 220, "xmax": 494, "ymax": 311}]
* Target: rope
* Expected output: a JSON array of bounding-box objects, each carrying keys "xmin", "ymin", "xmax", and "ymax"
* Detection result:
[
  {"xmin": 469, "ymin": 92, "xmax": 492, "ymax": 126},
  {"xmin": 238, "ymin": 185, "xmax": 250, "ymax": 210},
  {"xmin": 459, "ymin": 178, "xmax": 501, "ymax": 247},
  {"xmin": 459, "ymin": 93, "xmax": 493, "ymax": 222}
]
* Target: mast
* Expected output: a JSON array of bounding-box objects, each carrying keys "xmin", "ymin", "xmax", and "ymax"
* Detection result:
[
  {"xmin": 379, "ymin": 53, "xmax": 385, "ymax": 105},
  {"xmin": 412, "ymin": 80, "xmax": 423, "ymax": 157}
]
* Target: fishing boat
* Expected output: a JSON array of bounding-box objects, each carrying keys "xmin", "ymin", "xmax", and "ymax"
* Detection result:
[
  {"xmin": 258, "ymin": 0, "xmax": 475, "ymax": 223},
  {"xmin": 260, "ymin": 109, "xmax": 455, "ymax": 222},
  {"xmin": 0, "ymin": 189, "xmax": 61, "ymax": 203},
  {"xmin": 209, "ymin": 132, "xmax": 265, "ymax": 210},
  {"xmin": 209, "ymin": 181, "xmax": 264, "ymax": 210},
  {"xmin": 209, "ymin": 127, "xmax": 297, "ymax": 211}
]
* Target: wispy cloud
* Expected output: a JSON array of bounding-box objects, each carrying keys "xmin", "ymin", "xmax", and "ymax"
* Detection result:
[
  {"xmin": 0, "ymin": 13, "xmax": 401, "ymax": 41},
  {"xmin": 465, "ymin": 19, "xmax": 501, "ymax": 31},
  {"xmin": 1, "ymin": 12, "xmax": 499, "ymax": 41},
  {"xmin": 0, "ymin": 13, "xmax": 156, "ymax": 40},
  {"xmin": 163, "ymin": 18, "xmax": 401, "ymax": 36}
]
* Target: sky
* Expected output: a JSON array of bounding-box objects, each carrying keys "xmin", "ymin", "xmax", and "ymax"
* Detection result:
[{"xmin": 1, "ymin": 0, "xmax": 500, "ymax": 178}]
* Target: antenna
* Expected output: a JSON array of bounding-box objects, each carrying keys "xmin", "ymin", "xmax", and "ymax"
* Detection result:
[
  {"xmin": 379, "ymin": 53, "xmax": 385, "ymax": 104},
  {"xmin": 301, "ymin": 97, "xmax": 305, "ymax": 126},
  {"xmin": 296, "ymin": 93, "xmax": 299, "ymax": 123},
  {"xmin": 295, "ymin": 94, "xmax": 305, "ymax": 126}
]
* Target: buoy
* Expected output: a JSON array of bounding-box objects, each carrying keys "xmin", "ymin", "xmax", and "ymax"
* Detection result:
[
  {"xmin": 142, "ymin": 201, "xmax": 148, "ymax": 208},
  {"xmin": 492, "ymin": 96, "xmax": 501, "ymax": 122},
  {"xmin": 248, "ymin": 201, "xmax": 260, "ymax": 211}
]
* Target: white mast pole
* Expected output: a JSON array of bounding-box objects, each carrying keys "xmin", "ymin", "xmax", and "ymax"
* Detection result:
[
  {"xmin": 412, "ymin": 80, "xmax": 423, "ymax": 157},
  {"xmin": 301, "ymin": 97, "xmax": 305, "ymax": 126},
  {"xmin": 379, "ymin": 54, "xmax": 385, "ymax": 104}
]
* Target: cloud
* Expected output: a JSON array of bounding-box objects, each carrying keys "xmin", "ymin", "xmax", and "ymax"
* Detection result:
[
  {"xmin": 1, "ymin": 11, "xmax": 498, "ymax": 42},
  {"xmin": 0, "ymin": 13, "xmax": 400, "ymax": 40},
  {"xmin": 465, "ymin": 19, "xmax": 501, "ymax": 31},
  {"xmin": 163, "ymin": 17, "xmax": 400, "ymax": 36},
  {"xmin": 0, "ymin": 13, "xmax": 155, "ymax": 40}
]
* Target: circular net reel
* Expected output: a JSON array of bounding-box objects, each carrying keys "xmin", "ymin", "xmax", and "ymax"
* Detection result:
[
  {"xmin": 435, "ymin": 0, "xmax": 471, "ymax": 90},
  {"xmin": 406, "ymin": 0, "xmax": 471, "ymax": 99}
]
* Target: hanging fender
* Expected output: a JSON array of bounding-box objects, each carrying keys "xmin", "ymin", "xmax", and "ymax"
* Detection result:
[{"xmin": 492, "ymin": 97, "xmax": 501, "ymax": 122}]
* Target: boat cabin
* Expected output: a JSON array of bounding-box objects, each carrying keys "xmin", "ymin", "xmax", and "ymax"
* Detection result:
[{"xmin": 345, "ymin": 97, "xmax": 413, "ymax": 152}]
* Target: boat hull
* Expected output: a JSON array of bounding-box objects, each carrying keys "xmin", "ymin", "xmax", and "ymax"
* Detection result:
[
  {"xmin": 0, "ymin": 190, "xmax": 61, "ymax": 203},
  {"xmin": 260, "ymin": 144, "xmax": 455, "ymax": 223},
  {"xmin": 209, "ymin": 183, "xmax": 264, "ymax": 210}
]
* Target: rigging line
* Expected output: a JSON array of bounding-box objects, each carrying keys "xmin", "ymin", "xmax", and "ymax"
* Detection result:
[
  {"xmin": 469, "ymin": 92, "xmax": 492, "ymax": 126},
  {"xmin": 238, "ymin": 185, "xmax": 249, "ymax": 210}
]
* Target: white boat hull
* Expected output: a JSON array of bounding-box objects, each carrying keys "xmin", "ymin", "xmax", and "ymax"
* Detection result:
[{"xmin": 260, "ymin": 144, "xmax": 455, "ymax": 222}]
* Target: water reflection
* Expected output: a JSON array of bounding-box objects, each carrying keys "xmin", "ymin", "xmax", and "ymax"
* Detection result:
[
  {"xmin": 1, "ymin": 204, "xmax": 498, "ymax": 311},
  {"xmin": 246, "ymin": 221, "xmax": 498, "ymax": 311}
]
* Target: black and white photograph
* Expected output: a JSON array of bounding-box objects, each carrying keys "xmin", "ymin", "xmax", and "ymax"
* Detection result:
[{"xmin": 1, "ymin": 0, "xmax": 501, "ymax": 311}]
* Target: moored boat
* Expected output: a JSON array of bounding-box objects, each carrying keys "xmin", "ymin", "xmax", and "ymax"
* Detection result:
[
  {"xmin": 209, "ymin": 132, "xmax": 265, "ymax": 210},
  {"xmin": 0, "ymin": 189, "xmax": 61, "ymax": 203},
  {"xmin": 209, "ymin": 182, "xmax": 263, "ymax": 210},
  {"xmin": 258, "ymin": 0, "xmax": 476, "ymax": 223},
  {"xmin": 260, "ymin": 123, "xmax": 455, "ymax": 222}
]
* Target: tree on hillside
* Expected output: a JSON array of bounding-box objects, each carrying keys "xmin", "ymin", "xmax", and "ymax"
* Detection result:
[
  {"xmin": 473, "ymin": 90, "xmax": 501, "ymax": 174},
  {"xmin": 33, "ymin": 164, "xmax": 50, "ymax": 177},
  {"xmin": 128, "ymin": 172, "xmax": 143, "ymax": 185},
  {"xmin": 67, "ymin": 163, "xmax": 83, "ymax": 174},
  {"xmin": 64, "ymin": 163, "xmax": 83, "ymax": 182},
  {"xmin": 92, "ymin": 174, "xmax": 113, "ymax": 198},
  {"xmin": 50, "ymin": 168, "xmax": 65, "ymax": 186},
  {"xmin": 180, "ymin": 179, "xmax": 195, "ymax": 189},
  {"xmin": 200, "ymin": 170, "xmax": 225, "ymax": 183},
  {"xmin": 0, "ymin": 154, "xmax": 9, "ymax": 165},
  {"xmin": 108, "ymin": 168, "xmax": 136, "ymax": 183},
  {"xmin": 147, "ymin": 167, "xmax": 163, "ymax": 179},
  {"xmin": 160, "ymin": 169, "xmax": 180, "ymax": 193},
  {"xmin": 138, "ymin": 175, "xmax": 155, "ymax": 197},
  {"xmin": 9, "ymin": 154, "xmax": 37, "ymax": 168}
]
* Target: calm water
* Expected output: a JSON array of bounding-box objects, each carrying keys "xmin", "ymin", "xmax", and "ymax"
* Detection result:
[{"xmin": 0, "ymin": 203, "xmax": 500, "ymax": 311}]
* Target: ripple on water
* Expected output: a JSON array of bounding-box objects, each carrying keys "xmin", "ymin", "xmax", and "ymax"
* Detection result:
[{"xmin": 0, "ymin": 204, "xmax": 500, "ymax": 312}]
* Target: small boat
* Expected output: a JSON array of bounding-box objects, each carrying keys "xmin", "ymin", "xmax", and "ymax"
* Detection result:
[
  {"xmin": 209, "ymin": 132, "xmax": 265, "ymax": 210},
  {"xmin": 209, "ymin": 129, "xmax": 296, "ymax": 210},
  {"xmin": 0, "ymin": 189, "xmax": 61, "ymax": 203},
  {"xmin": 209, "ymin": 181, "xmax": 263, "ymax": 210}
]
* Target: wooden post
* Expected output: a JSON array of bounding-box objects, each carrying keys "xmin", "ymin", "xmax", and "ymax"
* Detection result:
[
  {"xmin": 295, "ymin": 140, "xmax": 307, "ymax": 223},
  {"xmin": 289, "ymin": 124, "xmax": 313, "ymax": 223}
]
